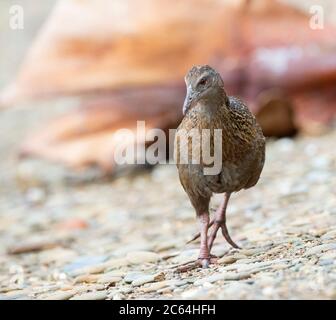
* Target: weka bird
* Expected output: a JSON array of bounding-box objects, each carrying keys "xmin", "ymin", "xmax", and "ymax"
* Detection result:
[{"xmin": 175, "ymin": 65, "xmax": 265, "ymax": 268}]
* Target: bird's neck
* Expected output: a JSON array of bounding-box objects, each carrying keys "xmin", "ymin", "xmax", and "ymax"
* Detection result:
[{"xmin": 191, "ymin": 90, "xmax": 229, "ymax": 124}]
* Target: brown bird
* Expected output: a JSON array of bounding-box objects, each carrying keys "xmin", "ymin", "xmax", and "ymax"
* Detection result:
[{"xmin": 175, "ymin": 65, "xmax": 265, "ymax": 268}]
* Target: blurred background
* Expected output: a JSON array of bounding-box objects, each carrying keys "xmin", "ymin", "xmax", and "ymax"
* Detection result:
[{"xmin": 0, "ymin": 0, "xmax": 335, "ymax": 300}]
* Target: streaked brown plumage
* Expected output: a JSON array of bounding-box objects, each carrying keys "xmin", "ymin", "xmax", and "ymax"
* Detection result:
[{"xmin": 175, "ymin": 65, "xmax": 265, "ymax": 268}]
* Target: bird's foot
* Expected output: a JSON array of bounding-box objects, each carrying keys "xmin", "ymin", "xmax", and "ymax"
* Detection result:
[
  {"xmin": 208, "ymin": 221, "xmax": 240, "ymax": 251},
  {"xmin": 175, "ymin": 255, "xmax": 217, "ymax": 273},
  {"xmin": 198, "ymin": 254, "xmax": 218, "ymax": 268},
  {"xmin": 187, "ymin": 221, "xmax": 240, "ymax": 250},
  {"xmin": 220, "ymin": 222, "xmax": 240, "ymax": 249}
]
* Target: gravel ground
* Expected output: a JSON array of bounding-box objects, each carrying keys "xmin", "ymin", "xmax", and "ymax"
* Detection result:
[
  {"xmin": 0, "ymin": 0, "xmax": 336, "ymax": 300},
  {"xmin": 0, "ymin": 123, "xmax": 335, "ymax": 300}
]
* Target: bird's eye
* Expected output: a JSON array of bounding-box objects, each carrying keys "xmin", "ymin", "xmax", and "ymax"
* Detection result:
[{"xmin": 198, "ymin": 77, "xmax": 207, "ymax": 86}]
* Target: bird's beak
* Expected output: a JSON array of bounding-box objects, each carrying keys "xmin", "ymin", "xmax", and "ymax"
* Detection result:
[{"xmin": 182, "ymin": 86, "xmax": 193, "ymax": 115}]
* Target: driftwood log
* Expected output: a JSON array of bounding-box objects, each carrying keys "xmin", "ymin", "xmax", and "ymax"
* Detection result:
[{"xmin": 1, "ymin": 0, "xmax": 336, "ymax": 172}]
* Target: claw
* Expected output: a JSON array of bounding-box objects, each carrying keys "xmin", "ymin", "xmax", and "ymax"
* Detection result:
[{"xmin": 201, "ymin": 259, "xmax": 210, "ymax": 268}]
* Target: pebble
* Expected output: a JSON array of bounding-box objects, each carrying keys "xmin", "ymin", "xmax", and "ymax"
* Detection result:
[
  {"xmin": 321, "ymin": 230, "xmax": 336, "ymax": 240},
  {"xmin": 124, "ymin": 272, "xmax": 146, "ymax": 284},
  {"xmin": 44, "ymin": 291, "xmax": 76, "ymax": 300},
  {"xmin": 111, "ymin": 292, "xmax": 125, "ymax": 300},
  {"xmin": 142, "ymin": 280, "xmax": 177, "ymax": 293},
  {"xmin": 304, "ymin": 243, "xmax": 336, "ymax": 256},
  {"xmin": 157, "ymin": 287, "xmax": 173, "ymax": 294},
  {"xmin": 132, "ymin": 272, "xmax": 165, "ymax": 287},
  {"xmin": 25, "ymin": 188, "xmax": 46, "ymax": 205},
  {"xmin": 319, "ymin": 251, "xmax": 336, "ymax": 260},
  {"xmin": 181, "ymin": 288, "xmax": 213, "ymax": 299},
  {"xmin": 318, "ymin": 259, "xmax": 334, "ymax": 266},
  {"xmin": 7, "ymin": 239, "xmax": 61, "ymax": 255},
  {"xmin": 70, "ymin": 291, "xmax": 108, "ymax": 300},
  {"xmin": 73, "ymin": 274, "xmax": 100, "ymax": 284},
  {"xmin": 97, "ymin": 274, "xmax": 122, "ymax": 285},
  {"xmin": 126, "ymin": 251, "xmax": 161, "ymax": 264},
  {"xmin": 175, "ymin": 279, "xmax": 189, "ymax": 287},
  {"xmin": 238, "ymin": 258, "xmax": 262, "ymax": 264},
  {"xmin": 57, "ymin": 218, "xmax": 89, "ymax": 230},
  {"xmin": 154, "ymin": 240, "xmax": 179, "ymax": 252},
  {"xmin": 3, "ymin": 289, "xmax": 29, "ymax": 298},
  {"xmin": 219, "ymin": 282, "xmax": 253, "ymax": 299},
  {"xmin": 119, "ymin": 287, "xmax": 133, "ymax": 294},
  {"xmin": 170, "ymin": 249, "xmax": 198, "ymax": 264},
  {"xmin": 217, "ymin": 256, "xmax": 237, "ymax": 264},
  {"xmin": 104, "ymin": 258, "xmax": 129, "ymax": 270},
  {"xmin": 194, "ymin": 272, "xmax": 250, "ymax": 286},
  {"xmin": 239, "ymin": 248, "xmax": 264, "ymax": 256},
  {"xmin": 63, "ymin": 255, "xmax": 108, "ymax": 274},
  {"xmin": 181, "ymin": 288, "xmax": 203, "ymax": 299},
  {"xmin": 38, "ymin": 248, "xmax": 77, "ymax": 264},
  {"xmin": 266, "ymin": 246, "xmax": 285, "ymax": 255},
  {"xmin": 211, "ymin": 246, "xmax": 229, "ymax": 258},
  {"xmin": 73, "ymin": 284, "xmax": 106, "ymax": 294},
  {"xmin": 69, "ymin": 264, "xmax": 106, "ymax": 276}
]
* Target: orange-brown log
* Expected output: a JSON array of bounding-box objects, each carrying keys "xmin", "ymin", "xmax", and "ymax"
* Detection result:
[
  {"xmin": 1, "ymin": 0, "xmax": 335, "ymax": 172},
  {"xmin": 20, "ymin": 86, "xmax": 183, "ymax": 171},
  {"xmin": 2, "ymin": 0, "xmax": 336, "ymax": 105}
]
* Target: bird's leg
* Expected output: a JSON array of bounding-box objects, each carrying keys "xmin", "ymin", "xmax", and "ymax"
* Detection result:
[
  {"xmin": 186, "ymin": 219, "xmax": 214, "ymax": 244},
  {"xmin": 197, "ymin": 213, "xmax": 211, "ymax": 268},
  {"xmin": 176, "ymin": 213, "xmax": 218, "ymax": 272},
  {"xmin": 208, "ymin": 193, "xmax": 240, "ymax": 251}
]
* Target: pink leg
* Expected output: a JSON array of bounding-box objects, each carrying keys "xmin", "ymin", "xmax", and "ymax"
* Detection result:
[
  {"xmin": 208, "ymin": 193, "xmax": 240, "ymax": 251},
  {"xmin": 198, "ymin": 213, "xmax": 210, "ymax": 268},
  {"xmin": 176, "ymin": 213, "xmax": 219, "ymax": 272}
]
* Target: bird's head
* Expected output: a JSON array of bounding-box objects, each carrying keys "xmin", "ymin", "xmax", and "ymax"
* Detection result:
[{"xmin": 182, "ymin": 65, "xmax": 225, "ymax": 115}]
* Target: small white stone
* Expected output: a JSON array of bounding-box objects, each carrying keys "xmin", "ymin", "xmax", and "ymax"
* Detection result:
[
  {"xmin": 126, "ymin": 251, "xmax": 161, "ymax": 264},
  {"xmin": 71, "ymin": 291, "xmax": 108, "ymax": 300}
]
